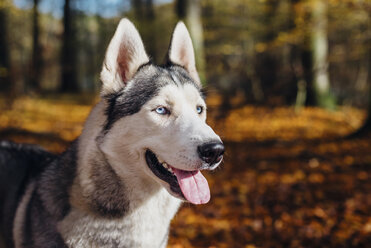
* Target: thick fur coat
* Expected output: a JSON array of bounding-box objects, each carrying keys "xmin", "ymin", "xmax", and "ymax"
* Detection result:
[{"xmin": 0, "ymin": 19, "xmax": 223, "ymax": 248}]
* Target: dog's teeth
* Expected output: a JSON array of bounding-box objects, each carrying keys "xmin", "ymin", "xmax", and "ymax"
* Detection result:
[{"xmin": 161, "ymin": 162, "xmax": 174, "ymax": 173}]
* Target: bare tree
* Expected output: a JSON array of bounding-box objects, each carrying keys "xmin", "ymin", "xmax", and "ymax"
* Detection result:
[
  {"xmin": 144, "ymin": 0, "xmax": 156, "ymax": 59},
  {"xmin": 131, "ymin": 0, "xmax": 143, "ymax": 17},
  {"xmin": 29, "ymin": 0, "xmax": 43, "ymax": 92},
  {"xmin": 350, "ymin": 50, "xmax": 371, "ymax": 137},
  {"xmin": 310, "ymin": 0, "xmax": 335, "ymax": 109},
  {"xmin": 0, "ymin": 0, "xmax": 12, "ymax": 92},
  {"xmin": 60, "ymin": 0, "xmax": 78, "ymax": 92},
  {"xmin": 131, "ymin": 0, "xmax": 157, "ymax": 61}
]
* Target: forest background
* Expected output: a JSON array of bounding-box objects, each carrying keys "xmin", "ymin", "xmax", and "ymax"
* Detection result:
[{"xmin": 0, "ymin": 0, "xmax": 370, "ymax": 247}]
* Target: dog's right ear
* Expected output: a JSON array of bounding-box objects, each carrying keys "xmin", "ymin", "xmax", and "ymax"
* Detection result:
[{"xmin": 100, "ymin": 18, "xmax": 150, "ymax": 95}]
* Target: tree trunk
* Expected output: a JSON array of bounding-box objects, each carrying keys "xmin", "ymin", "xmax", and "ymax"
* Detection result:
[
  {"xmin": 349, "ymin": 53, "xmax": 371, "ymax": 137},
  {"xmin": 176, "ymin": 0, "xmax": 206, "ymax": 85},
  {"xmin": 245, "ymin": 38, "xmax": 264, "ymax": 103},
  {"xmin": 0, "ymin": 0, "xmax": 12, "ymax": 92},
  {"xmin": 144, "ymin": 0, "xmax": 156, "ymax": 60},
  {"xmin": 131, "ymin": 0, "xmax": 143, "ymax": 17},
  {"xmin": 176, "ymin": 0, "xmax": 186, "ymax": 19},
  {"xmin": 131, "ymin": 0, "xmax": 157, "ymax": 61},
  {"xmin": 60, "ymin": 0, "xmax": 78, "ymax": 93},
  {"xmin": 310, "ymin": 0, "xmax": 335, "ymax": 109},
  {"xmin": 29, "ymin": 0, "xmax": 42, "ymax": 92}
]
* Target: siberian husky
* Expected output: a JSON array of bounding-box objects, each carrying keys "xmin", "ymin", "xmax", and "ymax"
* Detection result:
[{"xmin": 0, "ymin": 19, "xmax": 224, "ymax": 248}]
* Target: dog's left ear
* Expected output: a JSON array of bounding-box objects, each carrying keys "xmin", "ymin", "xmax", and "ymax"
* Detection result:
[
  {"xmin": 167, "ymin": 22, "xmax": 201, "ymax": 85},
  {"xmin": 100, "ymin": 18, "xmax": 150, "ymax": 95}
]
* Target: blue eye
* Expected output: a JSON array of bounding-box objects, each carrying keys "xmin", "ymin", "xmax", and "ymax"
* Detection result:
[
  {"xmin": 196, "ymin": 106, "xmax": 203, "ymax": 114},
  {"xmin": 155, "ymin": 107, "xmax": 169, "ymax": 115}
]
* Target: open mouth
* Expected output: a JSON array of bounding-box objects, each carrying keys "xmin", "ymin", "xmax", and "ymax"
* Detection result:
[{"xmin": 145, "ymin": 149, "xmax": 210, "ymax": 204}]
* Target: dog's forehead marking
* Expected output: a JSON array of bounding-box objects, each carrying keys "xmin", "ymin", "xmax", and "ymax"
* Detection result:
[
  {"xmin": 169, "ymin": 71, "xmax": 181, "ymax": 86},
  {"xmin": 156, "ymin": 83, "xmax": 203, "ymax": 107}
]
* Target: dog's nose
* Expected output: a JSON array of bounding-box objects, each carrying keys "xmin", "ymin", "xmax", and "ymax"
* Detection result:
[{"xmin": 197, "ymin": 142, "xmax": 225, "ymax": 165}]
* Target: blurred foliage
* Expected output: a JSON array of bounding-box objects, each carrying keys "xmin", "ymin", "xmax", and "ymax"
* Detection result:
[
  {"xmin": 0, "ymin": 96, "xmax": 370, "ymax": 247},
  {"xmin": 1, "ymin": 0, "xmax": 370, "ymax": 107}
]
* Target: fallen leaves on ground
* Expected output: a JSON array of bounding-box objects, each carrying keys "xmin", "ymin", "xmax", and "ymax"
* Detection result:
[{"xmin": 0, "ymin": 95, "xmax": 370, "ymax": 247}]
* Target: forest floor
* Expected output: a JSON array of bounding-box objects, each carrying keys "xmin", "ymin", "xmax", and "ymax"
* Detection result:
[{"xmin": 0, "ymin": 95, "xmax": 370, "ymax": 248}]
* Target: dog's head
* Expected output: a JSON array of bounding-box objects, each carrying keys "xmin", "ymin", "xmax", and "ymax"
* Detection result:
[{"xmin": 97, "ymin": 19, "xmax": 224, "ymax": 204}]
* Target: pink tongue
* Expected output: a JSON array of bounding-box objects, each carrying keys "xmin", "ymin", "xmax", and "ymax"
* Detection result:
[{"xmin": 172, "ymin": 168, "xmax": 210, "ymax": 204}]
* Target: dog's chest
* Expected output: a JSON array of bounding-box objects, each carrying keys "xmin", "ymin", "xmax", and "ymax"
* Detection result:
[{"xmin": 57, "ymin": 191, "xmax": 181, "ymax": 248}]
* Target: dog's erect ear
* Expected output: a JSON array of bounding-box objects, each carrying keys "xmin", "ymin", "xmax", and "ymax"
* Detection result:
[
  {"xmin": 168, "ymin": 22, "xmax": 200, "ymax": 85},
  {"xmin": 100, "ymin": 18, "xmax": 149, "ymax": 95}
]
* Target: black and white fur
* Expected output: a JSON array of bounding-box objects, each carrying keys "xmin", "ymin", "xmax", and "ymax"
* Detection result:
[{"xmin": 0, "ymin": 19, "xmax": 223, "ymax": 248}]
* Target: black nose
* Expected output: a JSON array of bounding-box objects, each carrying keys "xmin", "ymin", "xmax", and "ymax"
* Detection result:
[{"xmin": 197, "ymin": 142, "xmax": 225, "ymax": 165}]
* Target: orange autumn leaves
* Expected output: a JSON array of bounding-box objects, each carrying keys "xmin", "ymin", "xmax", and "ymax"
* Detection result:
[
  {"xmin": 0, "ymin": 95, "xmax": 370, "ymax": 247},
  {"xmin": 0, "ymin": 95, "xmax": 366, "ymax": 146}
]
